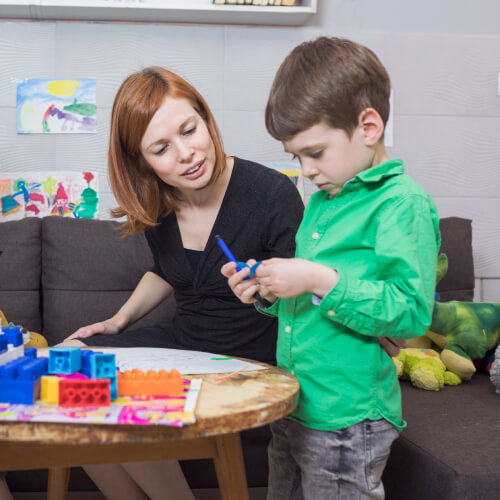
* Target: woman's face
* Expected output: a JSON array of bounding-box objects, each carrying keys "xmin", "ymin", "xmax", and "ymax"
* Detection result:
[{"xmin": 140, "ymin": 96, "xmax": 216, "ymax": 193}]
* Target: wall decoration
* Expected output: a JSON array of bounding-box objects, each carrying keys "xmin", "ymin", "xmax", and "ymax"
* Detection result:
[
  {"xmin": 0, "ymin": 172, "xmax": 98, "ymax": 221},
  {"xmin": 16, "ymin": 78, "xmax": 96, "ymax": 134}
]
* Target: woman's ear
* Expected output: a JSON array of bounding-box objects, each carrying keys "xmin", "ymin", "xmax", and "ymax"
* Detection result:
[{"xmin": 358, "ymin": 108, "xmax": 385, "ymax": 146}]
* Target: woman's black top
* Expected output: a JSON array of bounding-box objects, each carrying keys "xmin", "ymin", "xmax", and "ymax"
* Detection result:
[{"xmin": 145, "ymin": 157, "xmax": 304, "ymax": 363}]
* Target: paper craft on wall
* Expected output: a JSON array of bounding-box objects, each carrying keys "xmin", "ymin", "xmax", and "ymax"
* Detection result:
[
  {"xmin": 16, "ymin": 78, "xmax": 96, "ymax": 134},
  {"xmin": 0, "ymin": 171, "xmax": 98, "ymax": 221}
]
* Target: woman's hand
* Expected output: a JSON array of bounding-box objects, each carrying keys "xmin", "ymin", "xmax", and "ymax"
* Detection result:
[
  {"xmin": 379, "ymin": 337, "xmax": 406, "ymax": 357},
  {"xmin": 63, "ymin": 319, "xmax": 121, "ymax": 343}
]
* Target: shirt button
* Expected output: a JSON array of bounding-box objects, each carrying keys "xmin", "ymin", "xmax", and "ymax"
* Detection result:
[
  {"xmin": 328, "ymin": 310, "xmax": 336, "ymax": 317},
  {"xmin": 312, "ymin": 232, "xmax": 320, "ymax": 239},
  {"xmin": 285, "ymin": 326, "xmax": 291, "ymax": 333},
  {"xmin": 290, "ymin": 369, "xmax": 295, "ymax": 375}
]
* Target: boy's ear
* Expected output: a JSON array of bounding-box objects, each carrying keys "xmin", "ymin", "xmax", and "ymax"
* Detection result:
[{"xmin": 358, "ymin": 108, "xmax": 384, "ymax": 146}]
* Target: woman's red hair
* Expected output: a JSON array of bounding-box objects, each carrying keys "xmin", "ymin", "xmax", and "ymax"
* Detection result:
[{"xmin": 108, "ymin": 67, "xmax": 225, "ymax": 234}]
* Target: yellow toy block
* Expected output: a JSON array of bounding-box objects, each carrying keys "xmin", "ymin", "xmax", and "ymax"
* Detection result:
[{"xmin": 41, "ymin": 375, "xmax": 59, "ymax": 403}]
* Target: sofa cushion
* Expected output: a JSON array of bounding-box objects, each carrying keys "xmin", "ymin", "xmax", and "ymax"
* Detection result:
[
  {"xmin": 436, "ymin": 217, "xmax": 474, "ymax": 301},
  {"xmin": 383, "ymin": 374, "xmax": 500, "ymax": 500},
  {"xmin": 41, "ymin": 217, "xmax": 175, "ymax": 345},
  {"xmin": 0, "ymin": 217, "xmax": 42, "ymax": 332}
]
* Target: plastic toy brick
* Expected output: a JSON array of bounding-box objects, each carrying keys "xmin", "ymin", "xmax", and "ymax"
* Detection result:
[
  {"xmin": 0, "ymin": 335, "xmax": 7, "ymax": 354},
  {"xmin": 41, "ymin": 375, "xmax": 60, "ymax": 403},
  {"xmin": 58, "ymin": 378, "xmax": 111, "ymax": 407},
  {"xmin": 24, "ymin": 347, "xmax": 37, "ymax": 360},
  {"xmin": 1, "ymin": 326, "xmax": 23, "ymax": 347},
  {"xmin": 0, "ymin": 355, "xmax": 48, "ymax": 404},
  {"xmin": 81, "ymin": 349, "xmax": 101, "ymax": 377},
  {"xmin": 117, "ymin": 369, "xmax": 184, "ymax": 397},
  {"xmin": 48, "ymin": 346, "xmax": 82, "ymax": 375},
  {"xmin": 89, "ymin": 353, "xmax": 117, "ymax": 379}
]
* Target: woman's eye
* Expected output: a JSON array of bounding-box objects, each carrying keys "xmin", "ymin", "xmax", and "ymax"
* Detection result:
[
  {"xmin": 183, "ymin": 127, "xmax": 196, "ymax": 136},
  {"xmin": 154, "ymin": 145, "xmax": 168, "ymax": 155}
]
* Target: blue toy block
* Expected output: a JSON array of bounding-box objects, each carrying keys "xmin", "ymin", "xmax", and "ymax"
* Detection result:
[
  {"xmin": 1, "ymin": 326, "xmax": 23, "ymax": 347},
  {"xmin": 0, "ymin": 335, "xmax": 7, "ymax": 354},
  {"xmin": 24, "ymin": 347, "xmax": 37, "ymax": 360},
  {"xmin": 0, "ymin": 354, "xmax": 48, "ymax": 404},
  {"xmin": 18, "ymin": 357, "xmax": 48, "ymax": 381},
  {"xmin": 90, "ymin": 353, "xmax": 116, "ymax": 379},
  {"xmin": 0, "ymin": 378, "xmax": 41, "ymax": 404},
  {"xmin": 48, "ymin": 346, "xmax": 82, "ymax": 375},
  {"xmin": 81, "ymin": 349, "xmax": 102, "ymax": 378},
  {"xmin": 90, "ymin": 353, "xmax": 117, "ymax": 400}
]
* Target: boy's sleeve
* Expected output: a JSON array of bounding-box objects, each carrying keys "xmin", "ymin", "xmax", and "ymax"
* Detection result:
[{"xmin": 318, "ymin": 194, "xmax": 440, "ymax": 339}]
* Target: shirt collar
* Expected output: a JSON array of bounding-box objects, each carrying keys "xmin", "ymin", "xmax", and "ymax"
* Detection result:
[{"xmin": 354, "ymin": 158, "xmax": 404, "ymax": 184}]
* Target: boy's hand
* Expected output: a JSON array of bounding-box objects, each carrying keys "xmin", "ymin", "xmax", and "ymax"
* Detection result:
[
  {"xmin": 221, "ymin": 259, "xmax": 276, "ymax": 305},
  {"xmin": 256, "ymin": 258, "xmax": 338, "ymax": 298}
]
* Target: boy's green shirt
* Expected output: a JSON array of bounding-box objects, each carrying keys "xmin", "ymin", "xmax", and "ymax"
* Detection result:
[{"xmin": 262, "ymin": 159, "xmax": 440, "ymax": 431}]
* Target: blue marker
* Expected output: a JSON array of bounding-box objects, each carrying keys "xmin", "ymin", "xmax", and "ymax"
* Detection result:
[
  {"xmin": 215, "ymin": 235, "xmax": 242, "ymax": 270},
  {"xmin": 215, "ymin": 235, "xmax": 273, "ymax": 308}
]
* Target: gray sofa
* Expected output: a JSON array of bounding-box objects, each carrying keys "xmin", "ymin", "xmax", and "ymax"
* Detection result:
[{"xmin": 1, "ymin": 215, "xmax": 499, "ymax": 498}]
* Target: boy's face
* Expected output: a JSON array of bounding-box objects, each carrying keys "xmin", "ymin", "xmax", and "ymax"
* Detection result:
[{"xmin": 283, "ymin": 121, "xmax": 378, "ymax": 198}]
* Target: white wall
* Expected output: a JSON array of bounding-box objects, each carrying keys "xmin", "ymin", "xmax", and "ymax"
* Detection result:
[{"xmin": 1, "ymin": 0, "xmax": 500, "ymax": 300}]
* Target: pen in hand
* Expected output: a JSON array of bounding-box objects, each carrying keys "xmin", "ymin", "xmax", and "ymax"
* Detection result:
[{"xmin": 215, "ymin": 235, "xmax": 273, "ymax": 308}]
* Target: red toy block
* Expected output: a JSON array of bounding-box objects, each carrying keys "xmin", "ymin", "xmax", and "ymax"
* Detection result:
[
  {"xmin": 117, "ymin": 369, "xmax": 183, "ymax": 397},
  {"xmin": 58, "ymin": 378, "xmax": 110, "ymax": 407}
]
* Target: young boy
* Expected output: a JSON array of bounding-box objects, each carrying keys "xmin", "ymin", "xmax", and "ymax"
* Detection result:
[{"xmin": 222, "ymin": 37, "xmax": 440, "ymax": 499}]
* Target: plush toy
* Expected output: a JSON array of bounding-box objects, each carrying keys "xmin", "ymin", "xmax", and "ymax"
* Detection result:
[
  {"xmin": 406, "ymin": 254, "xmax": 500, "ymax": 381},
  {"xmin": 0, "ymin": 309, "xmax": 48, "ymax": 348},
  {"xmin": 393, "ymin": 347, "xmax": 461, "ymax": 391},
  {"xmin": 490, "ymin": 345, "xmax": 500, "ymax": 394}
]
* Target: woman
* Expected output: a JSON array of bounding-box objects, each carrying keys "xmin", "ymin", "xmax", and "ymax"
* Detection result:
[{"xmin": 63, "ymin": 66, "xmax": 304, "ymax": 499}]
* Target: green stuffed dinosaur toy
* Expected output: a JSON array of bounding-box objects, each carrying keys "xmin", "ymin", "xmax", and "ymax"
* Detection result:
[{"xmin": 407, "ymin": 254, "xmax": 500, "ymax": 380}]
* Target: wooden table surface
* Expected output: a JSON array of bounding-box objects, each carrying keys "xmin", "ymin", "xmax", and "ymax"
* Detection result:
[{"xmin": 0, "ymin": 351, "xmax": 299, "ymax": 500}]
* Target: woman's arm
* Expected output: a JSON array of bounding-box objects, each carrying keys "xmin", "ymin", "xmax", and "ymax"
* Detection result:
[{"xmin": 63, "ymin": 271, "xmax": 173, "ymax": 342}]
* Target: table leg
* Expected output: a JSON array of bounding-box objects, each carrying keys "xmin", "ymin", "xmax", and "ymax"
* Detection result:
[
  {"xmin": 47, "ymin": 466, "xmax": 70, "ymax": 500},
  {"xmin": 213, "ymin": 432, "xmax": 249, "ymax": 500}
]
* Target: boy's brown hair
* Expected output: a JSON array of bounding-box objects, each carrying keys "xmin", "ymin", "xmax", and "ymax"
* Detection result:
[
  {"xmin": 265, "ymin": 37, "xmax": 391, "ymax": 141},
  {"xmin": 108, "ymin": 66, "xmax": 225, "ymax": 234}
]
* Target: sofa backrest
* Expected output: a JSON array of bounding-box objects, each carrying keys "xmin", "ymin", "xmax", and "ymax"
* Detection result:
[
  {"xmin": 0, "ymin": 215, "xmax": 474, "ymax": 345},
  {"xmin": 436, "ymin": 217, "xmax": 474, "ymax": 302},
  {"xmin": 0, "ymin": 217, "xmax": 42, "ymax": 332},
  {"xmin": 40, "ymin": 217, "xmax": 175, "ymax": 345}
]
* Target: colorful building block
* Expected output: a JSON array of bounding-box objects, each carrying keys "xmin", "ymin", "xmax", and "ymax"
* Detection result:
[
  {"xmin": 0, "ymin": 355, "xmax": 48, "ymax": 404},
  {"xmin": 41, "ymin": 375, "xmax": 60, "ymax": 404},
  {"xmin": 117, "ymin": 369, "xmax": 184, "ymax": 397},
  {"xmin": 58, "ymin": 378, "xmax": 110, "ymax": 407},
  {"xmin": 48, "ymin": 346, "xmax": 82, "ymax": 375}
]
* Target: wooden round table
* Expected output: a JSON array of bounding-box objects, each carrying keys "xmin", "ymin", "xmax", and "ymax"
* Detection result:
[{"xmin": 0, "ymin": 358, "xmax": 299, "ymax": 500}]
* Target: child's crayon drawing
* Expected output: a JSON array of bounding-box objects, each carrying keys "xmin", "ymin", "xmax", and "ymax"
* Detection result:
[
  {"xmin": 17, "ymin": 78, "xmax": 96, "ymax": 134},
  {"xmin": 0, "ymin": 171, "xmax": 98, "ymax": 221}
]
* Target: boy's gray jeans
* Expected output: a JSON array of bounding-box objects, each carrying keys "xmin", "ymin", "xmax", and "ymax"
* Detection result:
[{"xmin": 267, "ymin": 417, "xmax": 399, "ymax": 500}]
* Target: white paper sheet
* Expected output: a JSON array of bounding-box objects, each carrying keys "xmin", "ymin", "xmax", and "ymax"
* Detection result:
[{"xmin": 96, "ymin": 347, "xmax": 266, "ymax": 375}]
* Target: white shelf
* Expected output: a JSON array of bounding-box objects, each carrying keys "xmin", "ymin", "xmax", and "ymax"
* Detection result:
[{"xmin": 0, "ymin": 0, "xmax": 317, "ymax": 26}]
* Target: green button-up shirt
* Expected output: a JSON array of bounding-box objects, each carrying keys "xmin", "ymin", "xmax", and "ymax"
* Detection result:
[{"xmin": 263, "ymin": 159, "xmax": 440, "ymax": 431}]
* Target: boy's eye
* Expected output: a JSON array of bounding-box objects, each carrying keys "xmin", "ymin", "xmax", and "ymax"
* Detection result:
[{"xmin": 309, "ymin": 150, "xmax": 323, "ymax": 159}]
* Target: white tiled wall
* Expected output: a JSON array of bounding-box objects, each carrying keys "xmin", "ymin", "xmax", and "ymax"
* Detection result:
[{"xmin": 1, "ymin": 0, "xmax": 500, "ymax": 298}]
